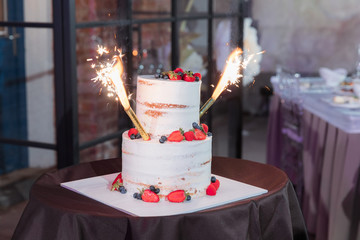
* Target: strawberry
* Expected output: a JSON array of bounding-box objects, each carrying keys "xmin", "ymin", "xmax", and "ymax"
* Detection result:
[
  {"xmin": 184, "ymin": 131, "xmax": 195, "ymax": 141},
  {"xmin": 193, "ymin": 72, "xmax": 202, "ymax": 80},
  {"xmin": 174, "ymin": 68, "xmax": 184, "ymax": 73},
  {"xmin": 128, "ymin": 128, "xmax": 138, "ymax": 138},
  {"xmin": 194, "ymin": 129, "xmax": 206, "ymax": 140},
  {"xmin": 212, "ymin": 179, "xmax": 220, "ymax": 190},
  {"xmin": 201, "ymin": 123, "xmax": 208, "ymax": 134},
  {"xmin": 142, "ymin": 189, "xmax": 160, "ymax": 203},
  {"xmin": 183, "ymin": 75, "xmax": 195, "ymax": 82},
  {"xmin": 111, "ymin": 173, "xmax": 123, "ymax": 191},
  {"xmin": 206, "ymin": 184, "xmax": 217, "ymax": 196},
  {"xmin": 168, "ymin": 130, "xmax": 184, "ymax": 142},
  {"xmin": 167, "ymin": 190, "xmax": 186, "ymax": 203},
  {"xmin": 167, "ymin": 71, "xmax": 182, "ymax": 80}
]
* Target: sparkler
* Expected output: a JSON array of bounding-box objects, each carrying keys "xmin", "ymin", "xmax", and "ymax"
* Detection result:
[
  {"xmin": 199, "ymin": 48, "xmax": 263, "ymax": 118},
  {"xmin": 199, "ymin": 48, "xmax": 243, "ymax": 118},
  {"xmin": 91, "ymin": 47, "xmax": 150, "ymax": 141}
]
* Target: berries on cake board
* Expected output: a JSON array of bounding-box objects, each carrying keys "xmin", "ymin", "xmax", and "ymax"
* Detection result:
[
  {"xmin": 111, "ymin": 173, "xmax": 123, "ymax": 191},
  {"xmin": 142, "ymin": 189, "xmax": 160, "ymax": 203},
  {"xmin": 167, "ymin": 190, "xmax": 192, "ymax": 203},
  {"xmin": 119, "ymin": 186, "xmax": 127, "ymax": 194},
  {"xmin": 206, "ymin": 176, "xmax": 220, "ymax": 196}
]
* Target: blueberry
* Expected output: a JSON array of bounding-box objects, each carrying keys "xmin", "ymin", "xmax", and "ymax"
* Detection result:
[
  {"xmin": 195, "ymin": 76, "xmax": 200, "ymax": 81},
  {"xmin": 137, "ymin": 194, "xmax": 142, "ymax": 200},
  {"xmin": 211, "ymin": 176, "xmax": 216, "ymax": 183},
  {"xmin": 159, "ymin": 138, "xmax": 165, "ymax": 143},
  {"xmin": 154, "ymin": 73, "xmax": 161, "ymax": 79},
  {"xmin": 133, "ymin": 192, "xmax": 139, "ymax": 199},
  {"xmin": 178, "ymin": 72, "xmax": 184, "ymax": 77},
  {"xmin": 207, "ymin": 132, "xmax": 212, "ymax": 137},
  {"xmin": 164, "ymin": 75, "xmax": 169, "ymax": 79},
  {"xmin": 186, "ymin": 195, "xmax": 191, "ymax": 201},
  {"xmin": 130, "ymin": 134, "xmax": 136, "ymax": 140},
  {"xmin": 161, "ymin": 136, "xmax": 167, "ymax": 141},
  {"xmin": 154, "ymin": 188, "xmax": 160, "ymax": 194},
  {"xmin": 150, "ymin": 185, "xmax": 156, "ymax": 192},
  {"xmin": 192, "ymin": 122, "xmax": 201, "ymax": 130},
  {"xmin": 119, "ymin": 186, "xmax": 127, "ymax": 194},
  {"xmin": 135, "ymin": 133, "xmax": 141, "ymax": 139}
]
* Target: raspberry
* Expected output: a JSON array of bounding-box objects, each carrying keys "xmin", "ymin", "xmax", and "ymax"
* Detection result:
[
  {"xmin": 142, "ymin": 189, "xmax": 160, "ymax": 203},
  {"xmin": 128, "ymin": 128, "xmax": 138, "ymax": 138},
  {"xmin": 184, "ymin": 131, "xmax": 195, "ymax": 141},
  {"xmin": 167, "ymin": 190, "xmax": 186, "ymax": 203},
  {"xmin": 193, "ymin": 73, "xmax": 202, "ymax": 80},
  {"xmin": 194, "ymin": 129, "xmax": 206, "ymax": 140},
  {"xmin": 212, "ymin": 179, "xmax": 220, "ymax": 190},
  {"xmin": 168, "ymin": 130, "xmax": 184, "ymax": 142},
  {"xmin": 206, "ymin": 184, "xmax": 217, "ymax": 196},
  {"xmin": 174, "ymin": 68, "xmax": 184, "ymax": 73}
]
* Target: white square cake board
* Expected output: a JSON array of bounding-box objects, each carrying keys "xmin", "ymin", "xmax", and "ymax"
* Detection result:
[{"xmin": 61, "ymin": 173, "xmax": 268, "ymax": 217}]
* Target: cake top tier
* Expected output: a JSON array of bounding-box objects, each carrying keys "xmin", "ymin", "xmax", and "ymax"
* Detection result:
[{"xmin": 136, "ymin": 75, "xmax": 201, "ymax": 137}]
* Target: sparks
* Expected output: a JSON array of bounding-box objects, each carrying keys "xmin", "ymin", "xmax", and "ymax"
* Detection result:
[{"xmin": 97, "ymin": 45, "xmax": 109, "ymax": 56}]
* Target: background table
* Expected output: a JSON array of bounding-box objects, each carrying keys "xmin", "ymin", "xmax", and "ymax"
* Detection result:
[
  {"xmin": 13, "ymin": 157, "xmax": 307, "ymax": 240},
  {"xmin": 267, "ymin": 77, "xmax": 360, "ymax": 240}
]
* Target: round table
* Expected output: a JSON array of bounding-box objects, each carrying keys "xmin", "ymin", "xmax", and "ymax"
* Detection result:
[{"xmin": 13, "ymin": 157, "xmax": 308, "ymax": 240}]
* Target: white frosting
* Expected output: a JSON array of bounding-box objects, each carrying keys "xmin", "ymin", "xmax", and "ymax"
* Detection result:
[
  {"xmin": 136, "ymin": 75, "xmax": 200, "ymax": 137},
  {"xmin": 122, "ymin": 132, "xmax": 212, "ymax": 199}
]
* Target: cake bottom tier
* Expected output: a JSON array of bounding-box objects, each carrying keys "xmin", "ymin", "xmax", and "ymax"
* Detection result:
[{"xmin": 122, "ymin": 132, "xmax": 212, "ymax": 200}]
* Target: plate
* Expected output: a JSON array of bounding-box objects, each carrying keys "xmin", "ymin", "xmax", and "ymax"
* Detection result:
[{"xmin": 324, "ymin": 96, "xmax": 360, "ymax": 109}]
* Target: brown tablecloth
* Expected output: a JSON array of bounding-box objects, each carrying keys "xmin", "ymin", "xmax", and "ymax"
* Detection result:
[{"xmin": 13, "ymin": 157, "xmax": 308, "ymax": 240}]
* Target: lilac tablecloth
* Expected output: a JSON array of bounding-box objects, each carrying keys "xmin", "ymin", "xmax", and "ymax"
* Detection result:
[{"xmin": 267, "ymin": 94, "xmax": 360, "ymax": 240}]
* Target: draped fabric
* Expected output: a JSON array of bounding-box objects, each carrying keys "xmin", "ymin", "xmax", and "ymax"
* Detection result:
[{"xmin": 13, "ymin": 157, "xmax": 307, "ymax": 240}]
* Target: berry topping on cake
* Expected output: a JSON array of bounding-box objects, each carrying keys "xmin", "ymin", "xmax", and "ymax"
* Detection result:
[
  {"xmin": 133, "ymin": 192, "xmax": 142, "ymax": 200},
  {"xmin": 201, "ymin": 123, "xmax": 209, "ymax": 134},
  {"xmin": 119, "ymin": 186, "xmax": 127, "ymax": 194},
  {"xmin": 154, "ymin": 188, "xmax": 160, "ymax": 194},
  {"xmin": 159, "ymin": 135, "xmax": 167, "ymax": 143},
  {"xmin": 167, "ymin": 71, "xmax": 182, "ymax": 80},
  {"xmin": 142, "ymin": 189, "xmax": 160, "ymax": 203},
  {"xmin": 206, "ymin": 184, "xmax": 217, "ymax": 196},
  {"xmin": 183, "ymin": 75, "xmax": 195, "ymax": 82},
  {"xmin": 186, "ymin": 195, "xmax": 191, "ymax": 201},
  {"xmin": 194, "ymin": 129, "xmax": 206, "ymax": 140},
  {"xmin": 211, "ymin": 176, "xmax": 216, "ymax": 183},
  {"xmin": 193, "ymin": 72, "xmax": 202, "ymax": 80},
  {"xmin": 167, "ymin": 190, "xmax": 186, "ymax": 203},
  {"xmin": 111, "ymin": 173, "xmax": 123, "ymax": 191},
  {"xmin": 128, "ymin": 128, "xmax": 138, "ymax": 138},
  {"xmin": 135, "ymin": 133, "xmax": 142, "ymax": 139},
  {"xmin": 168, "ymin": 130, "xmax": 185, "ymax": 142},
  {"xmin": 174, "ymin": 68, "xmax": 184, "ymax": 73},
  {"xmin": 207, "ymin": 132, "xmax": 212, "ymax": 137},
  {"xmin": 184, "ymin": 131, "xmax": 195, "ymax": 141},
  {"xmin": 192, "ymin": 122, "xmax": 201, "ymax": 130},
  {"xmin": 150, "ymin": 185, "xmax": 156, "ymax": 192}
]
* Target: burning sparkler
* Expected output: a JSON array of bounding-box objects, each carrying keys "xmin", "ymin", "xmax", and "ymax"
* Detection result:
[
  {"xmin": 199, "ymin": 48, "xmax": 263, "ymax": 118},
  {"xmin": 91, "ymin": 46, "xmax": 150, "ymax": 141}
]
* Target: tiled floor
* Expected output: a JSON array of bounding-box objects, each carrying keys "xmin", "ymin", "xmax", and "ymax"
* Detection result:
[{"xmin": 0, "ymin": 115, "xmax": 268, "ymax": 239}]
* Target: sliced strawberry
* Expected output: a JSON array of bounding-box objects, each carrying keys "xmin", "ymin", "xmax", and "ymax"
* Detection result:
[
  {"xmin": 112, "ymin": 173, "xmax": 123, "ymax": 185},
  {"xmin": 206, "ymin": 184, "xmax": 217, "ymax": 196},
  {"xmin": 167, "ymin": 190, "xmax": 186, "ymax": 203},
  {"xmin": 168, "ymin": 130, "xmax": 184, "ymax": 142},
  {"xmin": 183, "ymin": 75, "xmax": 195, "ymax": 82},
  {"xmin": 142, "ymin": 189, "xmax": 160, "ymax": 203},
  {"xmin": 201, "ymin": 123, "xmax": 208, "ymax": 134},
  {"xmin": 184, "ymin": 131, "xmax": 195, "ymax": 141},
  {"xmin": 174, "ymin": 68, "xmax": 184, "ymax": 73},
  {"xmin": 193, "ymin": 73, "xmax": 202, "ymax": 80},
  {"xmin": 128, "ymin": 128, "xmax": 138, "ymax": 138},
  {"xmin": 194, "ymin": 129, "xmax": 206, "ymax": 140},
  {"xmin": 212, "ymin": 179, "xmax": 220, "ymax": 190}
]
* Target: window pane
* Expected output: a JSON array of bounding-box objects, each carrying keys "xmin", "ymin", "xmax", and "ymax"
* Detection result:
[
  {"xmin": 178, "ymin": 0, "xmax": 208, "ymax": 16},
  {"xmin": 214, "ymin": 0, "xmax": 240, "ymax": 14},
  {"xmin": 132, "ymin": 22, "xmax": 171, "ymax": 77},
  {"xmin": 133, "ymin": 0, "xmax": 171, "ymax": 20},
  {"xmin": 80, "ymin": 139, "xmax": 119, "ymax": 163},
  {"xmin": 76, "ymin": 1, "xmax": 128, "ymax": 23}
]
